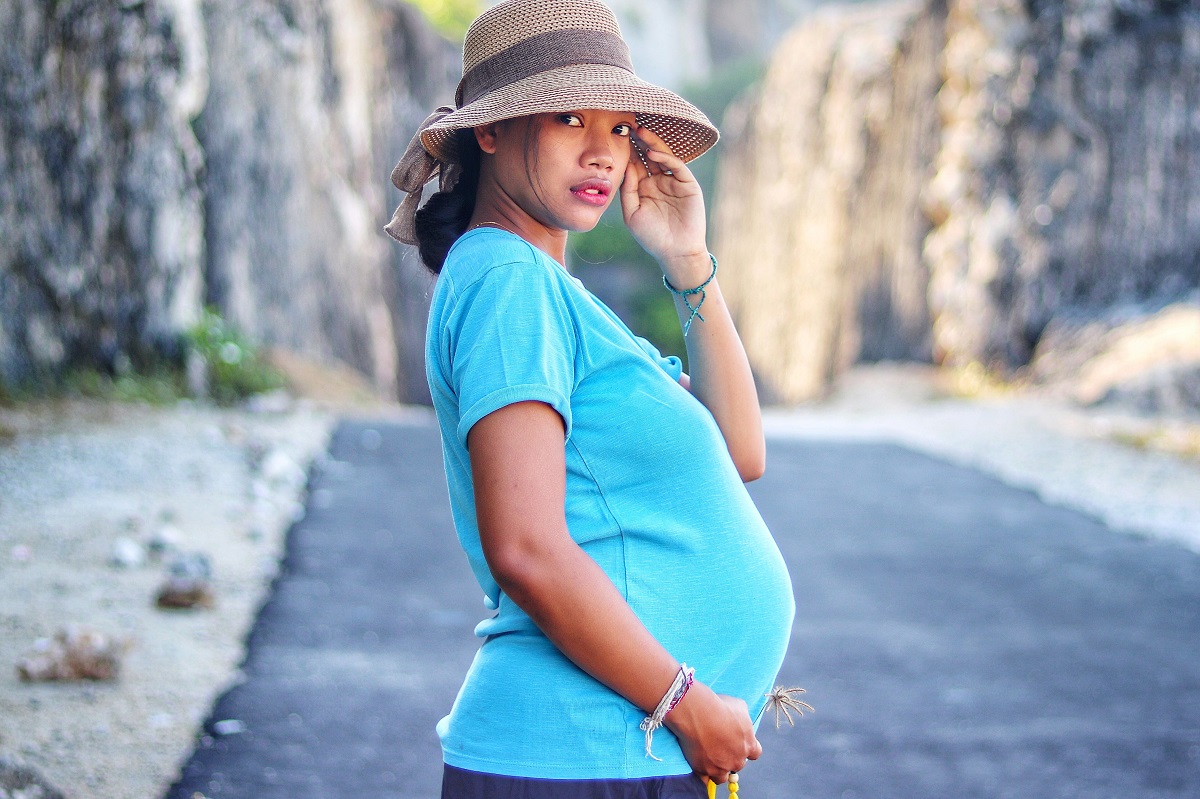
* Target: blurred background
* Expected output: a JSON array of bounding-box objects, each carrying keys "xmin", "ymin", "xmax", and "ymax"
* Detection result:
[
  {"xmin": 1, "ymin": 0, "xmax": 1198, "ymax": 413},
  {"xmin": 2, "ymin": 4, "xmax": 1200, "ymax": 798}
]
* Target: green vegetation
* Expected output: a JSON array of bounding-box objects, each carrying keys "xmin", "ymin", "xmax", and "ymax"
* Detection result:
[
  {"xmin": 943, "ymin": 361, "xmax": 1021, "ymax": 399},
  {"xmin": 0, "ymin": 364, "xmax": 186, "ymax": 406},
  {"xmin": 407, "ymin": 0, "xmax": 483, "ymax": 40},
  {"xmin": 184, "ymin": 308, "xmax": 285, "ymax": 406},
  {"xmin": 0, "ymin": 309, "xmax": 282, "ymax": 407},
  {"xmin": 1111, "ymin": 426, "xmax": 1200, "ymax": 462},
  {"xmin": 62, "ymin": 368, "xmax": 186, "ymax": 405},
  {"xmin": 0, "ymin": 308, "xmax": 284, "ymax": 407}
]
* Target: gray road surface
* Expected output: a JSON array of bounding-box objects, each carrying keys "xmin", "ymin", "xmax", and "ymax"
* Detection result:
[{"xmin": 166, "ymin": 417, "xmax": 1200, "ymax": 799}]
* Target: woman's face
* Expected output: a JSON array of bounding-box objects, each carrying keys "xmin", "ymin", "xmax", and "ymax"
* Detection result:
[{"xmin": 478, "ymin": 110, "xmax": 638, "ymax": 232}]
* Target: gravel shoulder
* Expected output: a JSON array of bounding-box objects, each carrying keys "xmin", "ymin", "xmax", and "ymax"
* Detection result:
[
  {"xmin": 0, "ymin": 367, "xmax": 1197, "ymax": 799},
  {"xmin": 0, "ymin": 400, "xmax": 335, "ymax": 799}
]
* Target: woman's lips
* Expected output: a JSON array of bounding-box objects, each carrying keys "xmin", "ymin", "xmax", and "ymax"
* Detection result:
[{"xmin": 571, "ymin": 178, "xmax": 612, "ymax": 207}]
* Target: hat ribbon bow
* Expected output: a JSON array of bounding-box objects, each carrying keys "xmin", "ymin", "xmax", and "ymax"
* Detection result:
[{"xmin": 385, "ymin": 106, "xmax": 460, "ymax": 246}]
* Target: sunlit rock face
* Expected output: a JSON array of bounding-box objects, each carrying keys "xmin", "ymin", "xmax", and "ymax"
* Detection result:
[
  {"xmin": 715, "ymin": 0, "xmax": 1200, "ymax": 404},
  {"xmin": 0, "ymin": 0, "xmax": 456, "ymax": 400},
  {"xmin": 928, "ymin": 0, "xmax": 1200, "ymax": 369},
  {"xmin": 715, "ymin": 1, "xmax": 943, "ymax": 403}
]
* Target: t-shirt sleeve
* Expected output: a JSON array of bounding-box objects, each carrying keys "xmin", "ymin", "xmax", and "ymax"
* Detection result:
[
  {"xmin": 444, "ymin": 260, "xmax": 578, "ymax": 448},
  {"xmin": 633, "ymin": 335, "xmax": 684, "ymax": 382}
]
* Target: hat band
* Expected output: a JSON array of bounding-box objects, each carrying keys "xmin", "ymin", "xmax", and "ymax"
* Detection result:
[{"xmin": 457, "ymin": 29, "xmax": 635, "ymax": 107}]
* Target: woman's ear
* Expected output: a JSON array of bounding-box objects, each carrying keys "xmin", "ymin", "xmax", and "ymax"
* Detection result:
[{"xmin": 475, "ymin": 123, "xmax": 499, "ymax": 155}]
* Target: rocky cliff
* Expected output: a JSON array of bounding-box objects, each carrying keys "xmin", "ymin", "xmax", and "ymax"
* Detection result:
[
  {"xmin": 716, "ymin": 1, "xmax": 944, "ymax": 401},
  {"xmin": 0, "ymin": 0, "xmax": 206, "ymax": 385},
  {"xmin": 0, "ymin": 0, "xmax": 457, "ymax": 401},
  {"xmin": 715, "ymin": 0, "xmax": 1200, "ymax": 404}
]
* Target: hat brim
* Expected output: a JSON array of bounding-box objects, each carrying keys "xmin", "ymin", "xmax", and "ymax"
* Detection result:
[{"xmin": 420, "ymin": 65, "xmax": 719, "ymax": 164}]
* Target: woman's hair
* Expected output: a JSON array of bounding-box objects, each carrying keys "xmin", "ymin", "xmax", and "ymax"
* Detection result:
[{"xmin": 414, "ymin": 128, "xmax": 483, "ymax": 275}]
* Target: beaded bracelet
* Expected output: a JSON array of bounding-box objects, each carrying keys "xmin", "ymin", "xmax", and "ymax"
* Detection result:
[
  {"xmin": 663, "ymin": 253, "xmax": 718, "ymax": 336},
  {"xmin": 707, "ymin": 772, "xmax": 738, "ymax": 799},
  {"xmin": 639, "ymin": 664, "xmax": 695, "ymax": 760}
]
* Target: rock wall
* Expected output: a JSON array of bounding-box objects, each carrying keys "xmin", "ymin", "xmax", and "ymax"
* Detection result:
[
  {"xmin": 715, "ymin": 0, "xmax": 1200, "ymax": 403},
  {"xmin": 0, "ymin": 0, "xmax": 206, "ymax": 384},
  {"xmin": 0, "ymin": 0, "xmax": 458, "ymax": 401},
  {"xmin": 928, "ymin": 0, "xmax": 1200, "ymax": 367},
  {"xmin": 715, "ymin": 1, "xmax": 944, "ymax": 402}
]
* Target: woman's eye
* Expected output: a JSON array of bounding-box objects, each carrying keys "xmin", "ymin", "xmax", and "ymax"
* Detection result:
[
  {"xmin": 559, "ymin": 114, "xmax": 583, "ymax": 127},
  {"xmin": 614, "ymin": 123, "xmax": 633, "ymax": 137}
]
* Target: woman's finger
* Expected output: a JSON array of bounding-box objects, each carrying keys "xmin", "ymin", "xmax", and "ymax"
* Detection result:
[
  {"xmin": 646, "ymin": 148, "xmax": 692, "ymax": 181},
  {"xmin": 630, "ymin": 131, "xmax": 668, "ymax": 177},
  {"xmin": 619, "ymin": 158, "xmax": 641, "ymax": 215},
  {"xmin": 748, "ymin": 736, "xmax": 763, "ymax": 760},
  {"xmin": 627, "ymin": 135, "xmax": 654, "ymax": 180},
  {"xmin": 632, "ymin": 127, "xmax": 690, "ymax": 179}
]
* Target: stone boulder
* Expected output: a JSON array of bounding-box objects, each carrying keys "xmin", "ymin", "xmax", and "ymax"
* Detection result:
[{"xmin": 1032, "ymin": 303, "xmax": 1200, "ymax": 414}]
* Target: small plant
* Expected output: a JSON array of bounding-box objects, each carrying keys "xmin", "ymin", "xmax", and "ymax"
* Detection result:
[
  {"xmin": 945, "ymin": 360, "xmax": 1019, "ymax": 399},
  {"xmin": 756, "ymin": 685, "xmax": 814, "ymax": 729},
  {"xmin": 184, "ymin": 308, "xmax": 284, "ymax": 406},
  {"xmin": 706, "ymin": 687, "xmax": 813, "ymax": 799},
  {"xmin": 63, "ymin": 368, "xmax": 185, "ymax": 405}
]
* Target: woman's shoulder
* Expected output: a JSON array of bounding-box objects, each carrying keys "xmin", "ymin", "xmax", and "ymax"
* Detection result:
[{"xmin": 442, "ymin": 228, "xmax": 561, "ymax": 289}]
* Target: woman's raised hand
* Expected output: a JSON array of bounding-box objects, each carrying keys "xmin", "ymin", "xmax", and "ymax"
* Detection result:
[
  {"xmin": 664, "ymin": 681, "xmax": 763, "ymax": 784},
  {"xmin": 619, "ymin": 126, "xmax": 711, "ymax": 288}
]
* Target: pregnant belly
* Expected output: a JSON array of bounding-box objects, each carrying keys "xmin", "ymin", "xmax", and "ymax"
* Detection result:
[{"xmin": 621, "ymin": 520, "xmax": 796, "ymax": 710}]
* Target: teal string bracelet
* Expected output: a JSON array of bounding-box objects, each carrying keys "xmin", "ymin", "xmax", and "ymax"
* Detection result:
[{"xmin": 663, "ymin": 253, "xmax": 718, "ymax": 336}]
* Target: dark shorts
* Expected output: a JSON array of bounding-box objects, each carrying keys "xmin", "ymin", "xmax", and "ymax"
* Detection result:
[{"xmin": 441, "ymin": 765, "xmax": 709, "ymax": 799}]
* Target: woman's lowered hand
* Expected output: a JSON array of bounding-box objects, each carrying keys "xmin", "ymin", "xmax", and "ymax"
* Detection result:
[{"xmin": 664, "ymin": 681, "xmax": 762, "ymax": 784}]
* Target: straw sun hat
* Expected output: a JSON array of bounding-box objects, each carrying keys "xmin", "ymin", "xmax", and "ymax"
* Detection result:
[{"xmin": 385, "ymin": 0, "xmax": 719, "ymax": 245}]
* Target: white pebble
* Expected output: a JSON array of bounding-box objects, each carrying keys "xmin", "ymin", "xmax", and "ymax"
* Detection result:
[
  {"xmin": 212, "ymin": 719, "xmax": 246, "ymax": 736},
  {"xmin": 109, "ymin": 537, "xmax": 146, "ymax": 569}
]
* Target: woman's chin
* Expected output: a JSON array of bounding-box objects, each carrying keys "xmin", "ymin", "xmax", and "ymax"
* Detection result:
[{"xmin": 567, "ymin": 206, "xmax": 612, "ymax": 233}]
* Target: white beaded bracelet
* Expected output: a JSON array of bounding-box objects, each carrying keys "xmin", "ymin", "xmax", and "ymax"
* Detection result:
[{"xmin": 639, "ymin": 664, "xmax": 695, "ymax": 760}]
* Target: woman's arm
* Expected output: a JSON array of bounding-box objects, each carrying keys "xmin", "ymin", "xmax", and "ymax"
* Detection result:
[
  {"xmin": 621, "ymin": 127, "xmax": 765, "ymax": 482},
  {"xmin": 469, "ymin": 400, "xmax": 760, "ymax": 783},
  {"xmin": 665, "ymin": 261, "xmax": 764, "ymax": 482}
]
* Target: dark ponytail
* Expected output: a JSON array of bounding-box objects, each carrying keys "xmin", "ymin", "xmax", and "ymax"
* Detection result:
[{"xmin": 414, "ymin": 129, "xmax": 482, "ymax": 275}]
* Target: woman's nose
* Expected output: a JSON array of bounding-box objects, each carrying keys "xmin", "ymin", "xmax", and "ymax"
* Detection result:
[{"xmin": 583, "ymin": 133, "xmax": 614, "ymax": 170}]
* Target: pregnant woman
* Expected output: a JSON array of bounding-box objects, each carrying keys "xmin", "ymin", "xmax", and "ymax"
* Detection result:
[{"xmin": 385, "ymin": 2, "xmax": 795, "ymax": 796}]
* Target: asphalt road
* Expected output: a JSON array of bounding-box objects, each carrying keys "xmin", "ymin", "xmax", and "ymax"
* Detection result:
[{"xmin": 166, "ymin": 416, "xmax": 1200, "ymax": 799}]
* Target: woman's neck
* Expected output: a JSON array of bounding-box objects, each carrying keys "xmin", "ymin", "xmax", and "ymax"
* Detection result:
[{"xmin": 470, "ymin": 182, "xmax": 568, "ymax": 266}]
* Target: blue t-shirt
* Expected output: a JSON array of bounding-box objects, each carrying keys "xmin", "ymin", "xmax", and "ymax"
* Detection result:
[{"xmin": 426, "ymin": 227, "xmax": 795, "ymax": 779}]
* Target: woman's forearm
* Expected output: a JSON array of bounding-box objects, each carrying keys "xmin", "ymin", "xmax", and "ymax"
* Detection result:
[
  {"xmin": 470, "ymin": 401, "xmax": 680, "ymax": 711},
  {"xmin": 666, "ymin": 257, "xmax": 765, "ymax": 481},
  {"xmin": 489, "ymin": 525, "xmax": 683, "ymax": 711}
]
